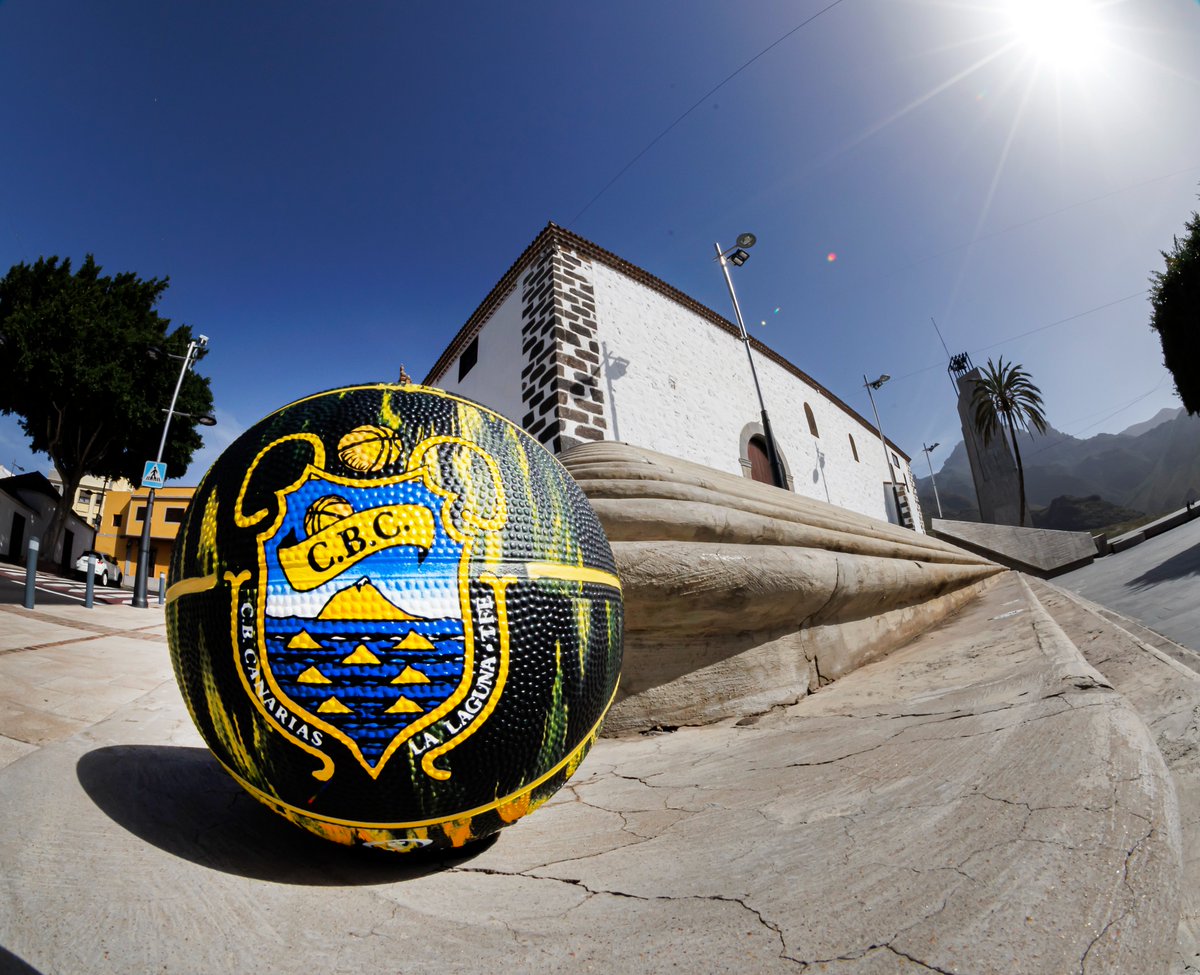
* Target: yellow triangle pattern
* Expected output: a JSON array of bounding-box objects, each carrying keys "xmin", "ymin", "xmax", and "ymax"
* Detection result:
[
  {"xmin": 396, "ymin": 631, "xmax": 435, "ymax": 650},
  {"xmin": 288, "ymin": 630, "xmax": 322, "ymax": 650},
  {"xmin": 318, "ymin": 696, "xmax": 353, "ymax": 714},
  {"xmin": 391, "ymin": 665, "xmax": 429, "ymax": 685},
  {"xmin": 385, "ymin": 696, "xmax": 424, "ymax": 714},
  {"xmin": 297, "ymin": 666, "xmax": 332, "ymax": 685},
  {"xmin": 342, "ymin": 644, "xmax": 381, "ymax": 665}
]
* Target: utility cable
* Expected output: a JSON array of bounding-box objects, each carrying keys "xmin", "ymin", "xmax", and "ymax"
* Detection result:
[{"xmin": 567, "ymin": 0, "xmax": 849, "ymax": 227}]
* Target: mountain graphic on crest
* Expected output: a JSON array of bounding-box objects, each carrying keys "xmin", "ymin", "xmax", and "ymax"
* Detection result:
[{"xmin": 315, "ymin": 577, "xmax": 427, "ymax": 622}]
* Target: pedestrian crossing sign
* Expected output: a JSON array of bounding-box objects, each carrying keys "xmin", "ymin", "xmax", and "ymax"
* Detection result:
[{"xmin": 142, "ymin": 461, "xmax": 167, "ymax": 490}]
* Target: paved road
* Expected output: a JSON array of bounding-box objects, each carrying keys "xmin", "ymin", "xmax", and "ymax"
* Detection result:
[
  {"xmin": 0, "ymin": 564, "xmax": 136, "ymax": 607},
  {"xmin": 1055, "ymin": 516, "xmax": 1200, "ymax": 653}
]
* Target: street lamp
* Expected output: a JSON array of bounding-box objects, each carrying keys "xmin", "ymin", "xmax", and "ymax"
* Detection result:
[
  {"xmin": 922, "ymin": 442, "xmax": 944, "ymax": 519},
  {"xmin": 132, "ymin": 335, "xmax": 210, "ymax": 608},
  {"xmin": 863, "ymin": 373, "xmax": 906, "ymax": 528},
  {"xmin": 715, "ymin": 233, "xmax": 787, "ymax": 490}
]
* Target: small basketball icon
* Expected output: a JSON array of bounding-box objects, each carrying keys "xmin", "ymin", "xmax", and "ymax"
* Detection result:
[
  {"xmin": 304, "ymin": 495, "xmax": 354, "ymax": 537},
  {"xmin": 338, "ymin": 425, "xmax": 403, "ymax": 473}
]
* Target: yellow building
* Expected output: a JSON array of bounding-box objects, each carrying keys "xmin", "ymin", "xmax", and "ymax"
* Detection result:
[
  {"xmin": 94, "ymin": 486, "xmax": 197, "ymax": 590},
  {"xmin": 46, "ymin": 469, "xmax": 133, "ymax": 529}
]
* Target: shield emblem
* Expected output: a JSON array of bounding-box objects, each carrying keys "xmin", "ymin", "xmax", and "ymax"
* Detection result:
[{"xmin": 254, "ymin": 467, "xmax": 470, "ymax": 777}]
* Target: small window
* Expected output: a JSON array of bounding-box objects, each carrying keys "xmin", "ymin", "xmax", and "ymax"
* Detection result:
[
  {"xmin": 164, "ymin": 507, "xmax": 185, "ymax": 524},
  {"xmin": 78, "ymin": 490, "xmax": 92, "ymax": 504},
  {"xmin": 111, "ymin": 513, "xmax": 121, "ymax": 528},
  {"xmin": 891, "ymin": 452, "xmax": 900, "ymax": 469},
  {"xmin": 848, "ymin": 433, "xmax": 859, "ymax": 462},
  {"xmin": 133, "ymin": 505, "xmax": 146, "ymax": 522},
  {"xmin": 458, "ymin": 336, "xmax": 479, "ymax": 381},
  {"xmin": 804, "ymin": 403, "xmax": 819, "ymax": 438}
]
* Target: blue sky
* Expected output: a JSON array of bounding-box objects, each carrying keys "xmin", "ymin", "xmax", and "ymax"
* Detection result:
[{"xmin": 2, "ymin": 0, "xmax": 1198, "ymax": 482}]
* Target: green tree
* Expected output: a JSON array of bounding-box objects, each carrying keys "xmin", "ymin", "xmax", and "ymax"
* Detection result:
[
  {"xmin": 0, "ymin": 255, "xmax": 213, "ymax": 565},
  {"xmin": 971, "ymin": 357, "xmax": 1048, "ymax": 528},
  {"xmin": 1149, "ymin": 205, "xmax": 1200, "ymax": 414}
]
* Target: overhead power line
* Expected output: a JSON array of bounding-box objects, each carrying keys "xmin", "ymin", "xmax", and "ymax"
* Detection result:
[
  {"xmin": 897, "ymin": 286, "xmax": 1147, "ymax": 381},
  {"xmin": 567, "ymin": 0, "xmax": 849, "ymax": 227}
]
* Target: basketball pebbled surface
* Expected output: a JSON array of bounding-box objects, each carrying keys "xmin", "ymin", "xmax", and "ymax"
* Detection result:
[{"xmin": 165, "ymin": 383, "xmax": 623, "ymax": 852}]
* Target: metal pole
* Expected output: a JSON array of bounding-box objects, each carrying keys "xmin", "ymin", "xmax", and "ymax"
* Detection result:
[
  {"xmin": 133, "ymin": 339, "xmax": 198, "ymax": 608},
  {"xmin": 923, "ymin": 444, "xmax": 944, "ymax": 519},
  {"xmin": 23, "ymin": 538, "xmax": 39, "ymax": 609},
  {"xmin": 864, "ymin": 376, "xmax": 901, "ymax": 524},
  {"xmin": 715, "ymin": 242, "xmax": 786, "ymax": 490},
  {"xmin": 84, "ymin": 555, "xmax": 95, "ymax": 609}
]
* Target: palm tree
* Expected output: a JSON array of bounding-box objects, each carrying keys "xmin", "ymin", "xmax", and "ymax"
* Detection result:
[{"xmin": 970, "ymin": 357, "xmax": 1048, "ymax": 527}]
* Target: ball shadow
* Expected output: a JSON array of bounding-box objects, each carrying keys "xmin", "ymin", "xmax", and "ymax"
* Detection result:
[
  {"xmin": 0, "ymin": 945, "xmax": 47, "ymax": 975},
  {"xmin": 75, "ymin": 745, "xmax": 497, "ymax": 885}
]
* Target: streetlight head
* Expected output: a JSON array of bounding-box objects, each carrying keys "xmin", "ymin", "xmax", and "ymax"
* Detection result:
[
  {"xmin": 197, "ymin": 334, "xmax": 209, "ymax": 348},
  {"xmin": 927, "ymin": 441, "xmax": 939, "ymax": 452},
  {"xmin": 197, "ymin": 413, "xmax": 218, "ymax": 427},
  {"xmin": 729, "ymin": 249, "xmax": 751, "ymax": 267},
  {"xmin": 867, "ymin": 374, "xmax": 891, "ymax": 389},
  {"xmin": 735, "ymin": 233, "xmax": 757, "ymax": 249}
]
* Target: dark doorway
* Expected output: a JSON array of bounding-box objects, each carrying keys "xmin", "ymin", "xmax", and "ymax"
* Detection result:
[
  {"xmin": 61, "ymin": 528, "xmax": 75, "ymax": 572},
  {"xmin": 748, "ymin": 435, "xmax": 782, "ymax": 487},
  {"xmin": 10, "ymin": 513, "xmax": 25, "ymax": 561}
]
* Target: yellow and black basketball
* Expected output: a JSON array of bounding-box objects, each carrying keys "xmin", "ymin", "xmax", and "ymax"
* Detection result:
[{"xmin": 166, "ymin": 384, "xmax": 623, "ymax": 852}]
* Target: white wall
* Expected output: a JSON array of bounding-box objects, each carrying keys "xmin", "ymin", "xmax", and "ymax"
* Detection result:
[
  {"xmin": 587, "ymin": 260, "xmax": 923, "ymax": 531},
  {"xmin": 436, "ymin": 280, "xmax": 527, "ymax": 424}
]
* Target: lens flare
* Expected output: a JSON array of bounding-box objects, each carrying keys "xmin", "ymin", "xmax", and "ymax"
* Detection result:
[
  {"xmin": 1008, "ymin": 0, "xmax": 1107, "ymax": 72},
  {"xmin": 826, "ymin": 252, "xmax": 837, "ymax": 262}
]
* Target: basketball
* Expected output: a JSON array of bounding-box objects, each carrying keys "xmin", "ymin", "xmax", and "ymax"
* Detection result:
[
  {"xmin": 166, "ymin": 384, "xmax": 623, "ymax": 852},
  {"xmin": 303, "ymin": 494, "xmax": 354, "ymax": 537},
  {"xmin": 337, "ymin": 424, "xmax": 403, "ymax": 473}
]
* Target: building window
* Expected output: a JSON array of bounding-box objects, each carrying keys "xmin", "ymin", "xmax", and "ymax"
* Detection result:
[
  {"xmin": 458, "ymin": 336, "xmax": 479, "ymax": 381},
  {"xmin": 164, "ymin": 507, "xmax": 185, "ymax": 524},
  {"xmin": 111, "ymin": 513, "xmax": 122, "ymax": 528},
  {"xmin": 848, "ymin": 434, "xmax": 859, "ymax": 462},
  {"xmin": 78, "ymin": 490, "xmax": 92, "ymax": 504},
  {"xmin": 133, "ymin": 504, "xmax": 146, "ymax": 522},
  {"xmin": 804, "ymin": 403, "xmax": 819, "ymax": 438},
  {"xmin": 891, "ymin": 451, "xmax": 900, "ymax": 470}
]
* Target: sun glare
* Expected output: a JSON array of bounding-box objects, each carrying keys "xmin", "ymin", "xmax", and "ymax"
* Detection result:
[{"xmin": 1007, "ymin": 0, "xmax": 1108, "ymax": 72}]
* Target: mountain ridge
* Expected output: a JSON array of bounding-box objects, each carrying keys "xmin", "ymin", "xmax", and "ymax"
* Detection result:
[{"xmin": 917, "ymin": 404, "xmax": 1200, "ymax": 525}]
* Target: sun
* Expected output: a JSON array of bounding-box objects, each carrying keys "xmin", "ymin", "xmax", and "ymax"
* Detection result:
[{"xmin": 1006, "ymin": 0, "xmax": 1109, "ymax": 73}]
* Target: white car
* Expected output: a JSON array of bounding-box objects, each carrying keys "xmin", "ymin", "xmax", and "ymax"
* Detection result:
[{"xmin": 75, "ymin": 550, "xmax": 121, "ymax": 587}]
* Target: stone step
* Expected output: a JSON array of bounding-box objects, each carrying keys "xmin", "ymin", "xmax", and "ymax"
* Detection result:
[{"xmin": 1024, "ymin": 576, "xmax": 1200, "ymax": 973}]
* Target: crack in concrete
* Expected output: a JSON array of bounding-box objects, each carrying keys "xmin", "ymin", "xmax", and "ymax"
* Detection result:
[
  {"xmin": 452, "ymin": 865, "xmax": 806, "ymax": 968},
  {"xmin": 885, "ymin": 943, "xmax": 959, "ymax": 973}
]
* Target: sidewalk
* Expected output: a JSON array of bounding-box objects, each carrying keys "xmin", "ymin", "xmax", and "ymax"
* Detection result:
[{"xmin": 0, "ymin": 574, "xmax": 1192, "ymax": 973}]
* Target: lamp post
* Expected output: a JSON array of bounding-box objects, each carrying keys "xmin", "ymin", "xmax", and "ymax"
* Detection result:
[
  {"xmin": 922, "ymin": 442, "xmax": 944, "ymax": 519},
  {"xmin": 132, "ymin": 335, "xmax": 213, "ymax": 608},
  {"xmin": 715, "ymin": 234, "xmax": 786, "ymax": 490},
  {"xmin": 863, "ymin": 374, "xmax": 903, "ymax": 526}
]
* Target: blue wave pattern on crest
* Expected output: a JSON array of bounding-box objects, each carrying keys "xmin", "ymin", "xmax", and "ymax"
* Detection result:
[{"xmin": 263, "ymin": 618, "xmax": 465, "ymax": 762}]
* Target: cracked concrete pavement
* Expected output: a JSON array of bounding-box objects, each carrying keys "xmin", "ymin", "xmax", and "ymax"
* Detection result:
[{"xmin": 0, "ymin": 573, "xmax": 1191, "ymax": 973}]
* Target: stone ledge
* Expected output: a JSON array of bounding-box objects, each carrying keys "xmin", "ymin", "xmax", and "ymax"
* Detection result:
[{"xmin": 559, "ymin": 442, "xmax": 1005, "ymax": 732}]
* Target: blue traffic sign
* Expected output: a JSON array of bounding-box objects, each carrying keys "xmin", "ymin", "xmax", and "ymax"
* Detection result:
[{"xmin": 142, "ymin": 461, "xmax": 167, "ymax": 490}]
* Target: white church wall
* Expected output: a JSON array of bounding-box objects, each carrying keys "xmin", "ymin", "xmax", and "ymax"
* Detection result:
[
  {"xmin": 425, "ymin": 227, "xmax": 923, "ymax": 533},
  {"xmin": 586, "ymin": 258, "xmax": 923, "ymax": 530},
  {"xmin": 436, "ymin": 280, "xmax": 527, "ymax": 424}
]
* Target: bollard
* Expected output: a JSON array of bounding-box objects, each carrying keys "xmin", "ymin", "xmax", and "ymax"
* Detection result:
[
  {"xmin": 84, "ymin": 555, "xmax": 95, "ymax": 609},
  {"xmin": 23, "ymin": 538, "xmax": 39, "ymax": 609},
  {"xmin": 158, "ymin": 573, "xmax": 166, "ymax": 606}
]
